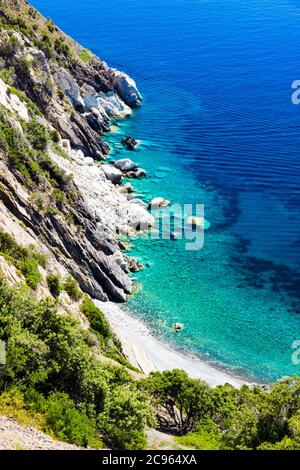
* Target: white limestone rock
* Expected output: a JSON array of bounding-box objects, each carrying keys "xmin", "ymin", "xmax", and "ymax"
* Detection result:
[
  {"xmin": 82, "ymin": 157, "xmax": 94, "ymax": 166},
  {"xmin": 101, "ymin": 164, "xmax": 123, "ymax": 184},
  {"xmin": 0, "ymin": 79, "xmax": 29, "ymax": 121},
  {"xmin": 81, "ymin": 84, "xmax": 131, "ymax": 118},
  {"xmin": 130, "ymin": 199, "xmax": 148, "ymax": 209},
  {"xmin": 128, "ymin": 204, "xmax": 155, "ymax": 230},
  {"xmin": 56, "ymin": 68, "xmax": 85, "ymax": 110},
  {"xmin": 114, "ymin": 158, "xmax": 138, "ymax": 172},
  {"xmin": 108, "ymin": 68, "xmax": 142, "ymax": 107},
  {"xmin": 149, "ymin": 197, "xmax": 170, "ymax": 210}
]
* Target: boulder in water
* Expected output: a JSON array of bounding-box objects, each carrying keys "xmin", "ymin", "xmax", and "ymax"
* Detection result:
[
  {"xmin": 148, "ymin": 197, "xmax": 170, "ymax": 210},
  {"xmin": 173, "ymin": 323, "xmax": 184, "ymax": 332},
  {"xmin": 114, "ymin": 158, "xmax": 138, "ymax": 172},
  {"xmin": 126, "ymin": 168, "xmax": 147, "ymax": 179},
  {"xmin": 121, "ymin": 136, "xmax": 138, "ymax": 150}
]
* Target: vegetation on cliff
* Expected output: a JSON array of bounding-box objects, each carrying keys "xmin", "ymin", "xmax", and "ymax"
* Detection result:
[{"xmin": 0, "ymin": 276, "xmax": 155, "ymax": 449}]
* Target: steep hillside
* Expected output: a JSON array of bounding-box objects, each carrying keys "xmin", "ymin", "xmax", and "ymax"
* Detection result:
[{"xmin": 0, "ymin": 0, "xmax": 149, "ymax": 303}]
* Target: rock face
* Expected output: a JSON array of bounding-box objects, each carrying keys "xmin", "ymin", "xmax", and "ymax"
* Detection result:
[
  {"xmin": 0, "ymin": 161, "xmax": 132, "ymax": 302},
  {"xmin": 108, "ymin": 68, "xmax": 142, "ymax": 107},
  {"xmin": 56, "ymin": 68, "xmax": 85, "ymax": 111},
  {"xmin": 0, "ymin": 2, "xmax": 146, "ymax": 303}
]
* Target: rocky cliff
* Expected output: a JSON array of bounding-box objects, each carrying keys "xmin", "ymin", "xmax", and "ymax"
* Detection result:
[{"xmin": 0, "ymin": 0, "xmax": 149, "ymax": 302}]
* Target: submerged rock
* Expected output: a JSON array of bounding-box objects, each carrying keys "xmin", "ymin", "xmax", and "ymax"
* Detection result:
[
  {"xmin": 126, "ymin": 257, "xmax": 144, "ymax": 273},
  {"xmin": 187, "ymin": 216, "xmax": 211, "ymax": 230},
  {"xmin": 173, "ymin": 323, "xmax": 184, "ymax": 332},
  {"xmin": 123, "ymin": 182, "xmax": 134, "ymax": 193}
]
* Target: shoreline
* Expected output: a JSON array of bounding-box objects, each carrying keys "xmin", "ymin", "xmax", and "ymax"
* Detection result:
[{"xmin": 95, "ymin": 299, "xmax": 254, "ymax": 387}]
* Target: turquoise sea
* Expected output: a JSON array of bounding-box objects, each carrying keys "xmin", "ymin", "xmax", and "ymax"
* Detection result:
[{"xmin": 32, "ymin": 0, "xmax": 300, "ymax": 382}]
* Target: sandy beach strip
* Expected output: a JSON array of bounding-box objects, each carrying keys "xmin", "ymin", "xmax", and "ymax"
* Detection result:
[{"xmin": 95, "ymin": 300, "xmax": 253, "ymax": 388}]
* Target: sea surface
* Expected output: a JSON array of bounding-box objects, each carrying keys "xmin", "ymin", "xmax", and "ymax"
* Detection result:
[{"xmin": 32, "ymin": 0, "xmax": 300, "ymax": 382}]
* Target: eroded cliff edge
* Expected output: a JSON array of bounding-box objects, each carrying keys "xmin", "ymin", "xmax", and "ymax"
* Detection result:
[{"xmin": 0, "ymin": 0, "xmax": 148, "ymax": 302}]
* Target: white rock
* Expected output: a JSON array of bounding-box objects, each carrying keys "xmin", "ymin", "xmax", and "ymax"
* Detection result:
[
  {"xmin": 101, "ymin": 164, "xmax": 123, "ymax": 184},
  {"xmin": 128, "ymin": 204, "xmax": 155, "ymax": 230},
  {"xmin": 130, "ymin": 199, "xmax": 148, "ymax": 209},
  {"xmin": 108, "ymin": 68, "xmax": 142, "ymax": 107},
  {"xmin": 0, "ymin": 79, "xmax": 29, "ymax": 121},
  {"xmin": 87, "ymin": 165, "xmax": 101, "ymax": 177},
  {"xmin": 81, "ymin": 84, "xmax": 131, "ymax": 118},
  {"xmin": 113, "ymin": 253, "xmax": 128, "ymax": 271},
  {"xmin": 114, "ymin": 158, "xmax": 138, "ymax": 172},
  {"xmin": 70, "ymin": 148, "xmax": 85, "ymax": 162},
  {"xmin": 97, "ymin": 91, "xmax": 132, "ymax": 118},
  {"xmin": 149, "ymin": 197, "xmax": 170, "ymax": 210},
  {"xmin": 123, "ymin": 182, "xmax": 134, "ymax": 193},
  {"xmin": 82, "ymin": 157, "xmax": 94, "ymax": 166},
  {"xmin": 56, "ymin": 68, "xmax": 85, "ymax": 110}
]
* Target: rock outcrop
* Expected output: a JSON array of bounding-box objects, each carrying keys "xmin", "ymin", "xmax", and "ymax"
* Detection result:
[{"xmin": 108, "ymin": 68, "xmax": 142, "ymax": 107}]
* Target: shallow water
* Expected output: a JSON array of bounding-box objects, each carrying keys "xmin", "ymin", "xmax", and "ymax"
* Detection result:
[{"xmin": 32, "ymin": 0, "xmax": 300, "ymax": 382}]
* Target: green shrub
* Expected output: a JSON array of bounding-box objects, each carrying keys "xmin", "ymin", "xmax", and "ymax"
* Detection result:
[
  {"xmin": 0, "ymin": 66, "xmax": 14, "ymax": 85},
  {"xmin": 98, "ymin": 387, "xmax": 155, "ymax": 449},
  {"xmin": 54, "ymin": 38, "xmax": 70, "ymax": 56},
  {"xmin": 80, "ymin": 48, "xmax": 92, "ymax": 63},
  {"xmin": 20, "ymin": 258, "xmax": 41, "ymax": 290},
  {"xmin": 32, "ymin": 392, "xmax": 103, "ymax": 448},
  {"xmin": 175, "ymin": 419, "xmax": 221, "ymax": 450},
  {"xmin": 63, "ymin": 276, "xmax": 82, "ymax": 301},
  {"xmin": 27, "ymin": 245, "xmax": 48, "ymax": 268},
  {"xmin": 80, "ymin": 297, "xmax": 110, "ymax": 338},
  {"xmin": 51, "ymin": 129, "xmax": 60, "ymax": 143},
  {"xmin": 0, "ymin": 389, "xmax": 45, "ymax": 430},
  {"xmin": 24, "ymin": 120, "xmax": 49, "ymax": 151},
  {"xmin": 51, "ymin": 142, "xmax": 68, "ymax": 160},
  {"xmin": 46, "ymin": 19, "xmax": 55, "ymax": 33},
  {"xmin": 46, "ymin": 274, "xmax": 61, "ymax": 298},
  {"xmin": 0, "ymin": 229, "xmax": 44, "ymax": 288},
  {"xmin": 141, "ymin": 369, "xmax": 213, "ymax": 435}
]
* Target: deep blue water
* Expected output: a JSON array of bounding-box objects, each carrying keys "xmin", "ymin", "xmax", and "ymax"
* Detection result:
[{"xmin": 32, "ymin": 0, "xmax": 300, "ymax": 382}]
